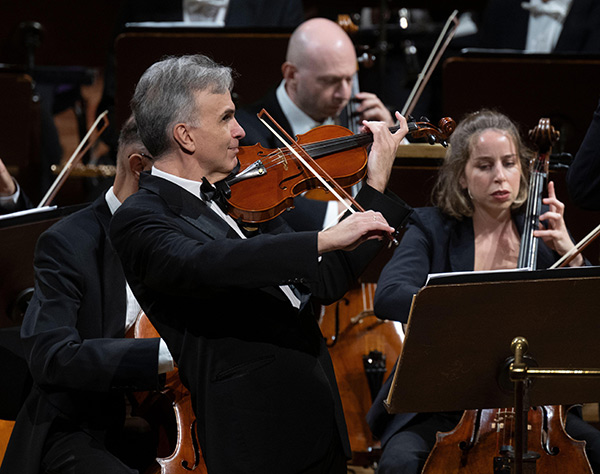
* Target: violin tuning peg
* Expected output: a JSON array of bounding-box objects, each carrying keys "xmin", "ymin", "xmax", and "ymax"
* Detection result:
[
  {"xmin": 407, "ymin": 114, "xmax": 415, "ymax": 123},
  {"xmin": 427, "ymin": 134, "xmax": 436, "ymax": 145},
  {"xmin": 420, "ymin": 116, "xmax": 430, "ymax": 123}
]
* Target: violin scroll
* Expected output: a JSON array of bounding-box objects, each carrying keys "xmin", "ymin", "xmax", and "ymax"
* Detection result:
[{"xmin": 407, "ymin": 116, "xmax": 456, "ymax": 147}]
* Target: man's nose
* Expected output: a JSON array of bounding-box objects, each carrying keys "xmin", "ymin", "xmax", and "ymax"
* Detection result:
[{"xmin": 232, "ymin": 118, "xmax": 246, "ymax": 139}]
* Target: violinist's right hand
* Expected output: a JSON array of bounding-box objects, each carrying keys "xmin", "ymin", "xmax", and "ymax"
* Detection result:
[
  {"xmin": 364, "ymin": 111, "xmax": 407, "ymax": 193},
  {"xmin": 317, "ymin": 210, "xmax": 394, "ymax": 253}
]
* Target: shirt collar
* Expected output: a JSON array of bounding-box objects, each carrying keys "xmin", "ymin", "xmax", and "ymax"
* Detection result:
[
  {"xmin": 276, "ymin": 80, "xmax": 334, "ymax": 137},
  {"xmin": 105, "ymin": 186, "xmax": 121, "ymax": 215},
  {"xmin": 151, "ymin": 166, "xmax": 203, "ymax": 200},
  {"xmin": 521, "ymin": 0, "xmax": 572, "ymax": 21}
]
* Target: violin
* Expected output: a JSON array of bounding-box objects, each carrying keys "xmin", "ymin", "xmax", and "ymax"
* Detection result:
[{"xmin": 227, "ymin": 116, "xmax": 455, "ymax": 224}]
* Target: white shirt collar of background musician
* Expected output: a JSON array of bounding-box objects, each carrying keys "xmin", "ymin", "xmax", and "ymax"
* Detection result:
[
  {"xmin": 522, "ymin": 0, "xmax": 573, "ymax": 53},
  {"xmin": 182, "ymin": 0, "xmax": 229, "ymax": 26},
  {"xmin": 276, "ymin": 80, "xmax": 335, "ymax": 139}
]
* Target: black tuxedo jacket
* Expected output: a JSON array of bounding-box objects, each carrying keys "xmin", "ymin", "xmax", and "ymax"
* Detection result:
[
  {"xmin": 478, "ymin": 0, "xmax": 600, "ymax": 53},
  {"xmin": 110, "ymin": 172, "xmax": 411, "ymax": 473},
  {"xmin": 0, "ymin": 196, "xmax": 162, "ymax": 474},
  {"xmin": 567, "ymin": 98, "xmax": 600, "ymax": 210},
  {"xmin": 0, "ymin": 188, "xmax": 33, "ymax": 214}
]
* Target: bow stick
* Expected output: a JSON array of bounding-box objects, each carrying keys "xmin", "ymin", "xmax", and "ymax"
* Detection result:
[{"xmin": 38, "ymin": 110, "xmax": 109, "ymax": 207}]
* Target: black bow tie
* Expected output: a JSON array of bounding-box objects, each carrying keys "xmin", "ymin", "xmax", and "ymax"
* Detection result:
[{"xmin": 200, "ymin": 178, "xmax": 231, "ymax": 213}]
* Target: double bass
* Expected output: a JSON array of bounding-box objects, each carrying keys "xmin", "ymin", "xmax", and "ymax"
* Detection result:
[{"xmin": 421, "ymin": 119, "xmax": 592, "ymax": 473}]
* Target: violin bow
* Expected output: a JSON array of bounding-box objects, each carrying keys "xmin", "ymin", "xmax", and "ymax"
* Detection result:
[
  {"xmin": 550, "ymin": 223, "xmax": 600, "ymax": 268},
  {"xmin": 38, "ymin": 110, "xmax": 109, "ymax": 207},
  {"xmin": 401, "ymin": 10, "xmax": 460, "ymax": 118}
]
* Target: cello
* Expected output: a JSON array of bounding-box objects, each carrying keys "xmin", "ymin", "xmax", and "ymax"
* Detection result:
[
  {"xmin": 319, "ymin": 282, "xmax": 405, "ymax": 466},
  {"xmin": 128, "ymin": 311, "xmax": 207, "ymax": 474},
  {"xmin": 421, "ymin": 118, "xmax": 592, "ymax": 473}
]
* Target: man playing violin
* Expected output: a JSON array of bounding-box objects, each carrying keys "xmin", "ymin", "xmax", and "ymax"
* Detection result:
[{"xmin": 109, "ymin": 54, "xmax": 412, "ymax": 474}]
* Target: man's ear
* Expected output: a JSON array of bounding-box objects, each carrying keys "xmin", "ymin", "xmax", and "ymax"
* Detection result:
[
  {"xmin": 173, "ymin": 123, "xmax": 195, "ymax": 154},
  {"xmin": 281, "ymin": 62, "xmax": 297, "ymax": 84},
  {"xmin": 128, "ymin": 153, "xmax": 145, "ymax": 178}
]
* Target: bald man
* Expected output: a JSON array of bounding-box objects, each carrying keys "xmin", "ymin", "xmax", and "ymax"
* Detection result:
[
  {"xmin": 237, "ymin": 17, "xmax": 395, "ymax": 150},
  {"xmin": 236, "ymin": 18, "xmax": 396, "ymax": 231}
]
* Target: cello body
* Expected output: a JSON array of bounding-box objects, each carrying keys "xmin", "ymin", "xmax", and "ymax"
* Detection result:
[
  {"xmin": 129, "ymin": 312, "xmax": 208, "ymax": 474},
  {"xmin": 319, "ymin": 283, "xmax": 404, "ymax": 466},
  {"xmin": 422, "ymin": 406, "xmax": 592, "ymax": 473}
]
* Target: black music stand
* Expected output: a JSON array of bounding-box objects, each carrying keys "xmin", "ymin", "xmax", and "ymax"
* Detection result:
[{"xmin": 384, "ymin": 266, "xmax": 600, "ymax": 473}]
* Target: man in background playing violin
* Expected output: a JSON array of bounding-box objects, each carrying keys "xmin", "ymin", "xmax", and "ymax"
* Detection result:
[{"xmin": 109, "ymin": 54, "xmax": 412, "ymax": 474}]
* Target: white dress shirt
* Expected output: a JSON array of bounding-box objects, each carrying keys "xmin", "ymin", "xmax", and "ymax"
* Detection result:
[{"xmin": 522, "ymin": 0, "xmax": 573, "ymax": 52}]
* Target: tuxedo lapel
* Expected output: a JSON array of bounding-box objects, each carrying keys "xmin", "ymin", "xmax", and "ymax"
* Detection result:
[{"xmin": 140, "ymin": 172, "xmax": 235, "ymax": 240}]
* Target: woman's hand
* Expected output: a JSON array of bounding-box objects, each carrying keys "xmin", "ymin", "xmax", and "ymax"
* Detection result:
[{"xmin": 534, "ymin": 181, "xmax": 584, "ymax": 266}]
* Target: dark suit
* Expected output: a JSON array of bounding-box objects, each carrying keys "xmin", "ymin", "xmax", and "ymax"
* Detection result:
[
  {"xmin": 567, "ymin": 98, "xmax": 600, "ymax": 210},
  {"xmin": 477, "ymin": 0, "xmax": 600, "ymax": 53},
  {"xmin": 367, "ymin": 206, "xmax": 600, "ymax": 473},
  {"xmin": 237, "ymin": 87, "xmax": 351, "ymax": 150},
  {"xmin": 109, "ymin": 172, "xmax": 411, "ymax": 473},
  {"xmin": 0, "ymin": 196, "xmax": 162, "ymax": 474}
]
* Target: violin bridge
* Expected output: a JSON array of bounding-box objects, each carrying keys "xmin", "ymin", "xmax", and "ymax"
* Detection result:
[{"xmin": 276, "ymin": 149, "xmax": 288, "ymax": 171}]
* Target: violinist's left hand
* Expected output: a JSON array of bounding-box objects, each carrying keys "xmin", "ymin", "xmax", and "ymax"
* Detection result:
[
  {"xmin": 363, "ymin": 111, "xmax": 407, "ymax": 193},
  {"xmin": 354, "ymin": 92, "xmax": 395, "ymax": 127},
  {"xmin": 534, "ymin": 181, "xmax": 585, "ymax": 267}
]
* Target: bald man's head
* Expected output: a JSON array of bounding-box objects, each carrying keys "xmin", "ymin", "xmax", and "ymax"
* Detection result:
[{"xmin": 283, "ymin": 18, "xmax": 357, "ymax": 122}]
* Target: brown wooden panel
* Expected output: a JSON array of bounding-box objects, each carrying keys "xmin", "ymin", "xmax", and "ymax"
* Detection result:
[{"xmin": 115, "ymin": 30, "xmax": 291, "ymax": 129}]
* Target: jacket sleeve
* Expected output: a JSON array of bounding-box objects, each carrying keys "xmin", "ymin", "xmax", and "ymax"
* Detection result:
[
  {"xmin": 374, "ymin": 210, "xmax": 432, "ymax": 323},
  {"xmin": 21, "ymin": 225, "xmax": 161, "ymax": 393}
]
